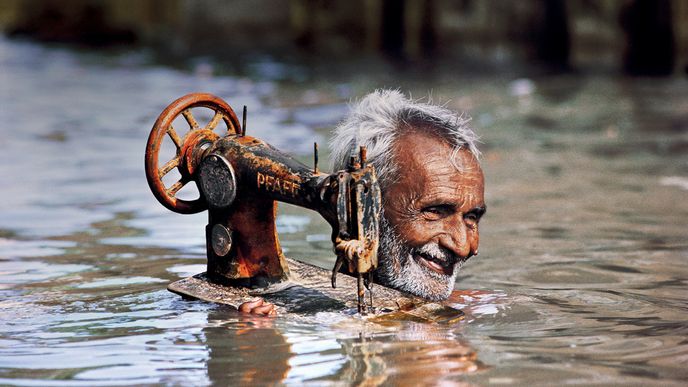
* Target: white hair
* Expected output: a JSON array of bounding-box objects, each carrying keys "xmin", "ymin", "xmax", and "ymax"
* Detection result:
[{"xmin": 329, "ymin": 89, "xmax": 480, "ymax": 189}]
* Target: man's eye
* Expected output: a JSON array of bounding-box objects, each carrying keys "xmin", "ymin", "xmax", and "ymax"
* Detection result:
[
  {"xmin": 422, "ymin": 205, "xmax": 454, "ymax": 218},
  {"xmin": 464, "ymin": 212, "xmax": 480, "ymax": 224}
]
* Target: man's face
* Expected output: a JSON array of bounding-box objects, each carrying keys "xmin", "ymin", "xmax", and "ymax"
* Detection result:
[{"xmin": 376, "ymin": 131, "xmax": 486, "ymax": 300}]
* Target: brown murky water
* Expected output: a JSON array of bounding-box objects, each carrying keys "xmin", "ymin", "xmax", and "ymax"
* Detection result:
[{"xmin": 1, "ymin": 37, "xmax": 687, "ymax": 385}]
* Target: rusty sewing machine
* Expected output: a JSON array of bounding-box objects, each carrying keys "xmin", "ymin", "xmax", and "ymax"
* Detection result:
[
  {"xmin": 145, "ymin": 93, "xmax": 381, "ymax": 314},
  {"xmin": 144, "ymin": 93, "xmax": 464, "ymax": 322}
]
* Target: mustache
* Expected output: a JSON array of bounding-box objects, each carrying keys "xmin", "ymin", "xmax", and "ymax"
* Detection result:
[{"xmin": 379, "ymin": 214, "xmax": 462, "ymax": 268}]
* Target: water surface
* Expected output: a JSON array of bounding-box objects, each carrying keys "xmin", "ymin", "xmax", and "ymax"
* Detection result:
[{"xmin": 1, "ymin": 37, "xmax": 687, "ymax": 385}]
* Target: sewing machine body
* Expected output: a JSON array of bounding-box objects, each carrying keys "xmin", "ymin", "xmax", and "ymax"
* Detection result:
[{"xmin": 197, "ymin": 134, "xmax": 380, "ymax": 290}]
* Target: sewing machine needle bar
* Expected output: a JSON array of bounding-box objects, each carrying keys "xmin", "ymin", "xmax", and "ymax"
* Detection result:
[
  {"xmin": 181, "ymin": 109, "xmax": 200, "ymax": 130},
  {"xmin": 205, "ymin": 111, "xmax": 223, "ymax": 131},
  {"xmin": 167, "ymin": 125, "xmax": 183, "ymax": 149}
]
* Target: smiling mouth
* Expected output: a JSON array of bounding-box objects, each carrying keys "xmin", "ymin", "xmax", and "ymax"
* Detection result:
[{"xmin": 413, "ymin": 252, "xmax": 458, "ymax": 276}]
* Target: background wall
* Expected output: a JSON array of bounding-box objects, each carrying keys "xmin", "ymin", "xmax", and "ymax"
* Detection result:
[{"xmin": 1, "ymin": 0, "xmax": 686, "ymax": 75}]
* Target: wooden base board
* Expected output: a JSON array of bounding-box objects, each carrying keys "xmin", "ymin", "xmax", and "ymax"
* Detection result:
[{"xmin": 168, "ymin": 258, "xmax": 464, "ymax": 324}]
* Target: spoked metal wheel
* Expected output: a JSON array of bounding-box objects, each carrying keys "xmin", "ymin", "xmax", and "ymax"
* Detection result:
[{"xmin": 144, "ymin": 93, "xmax": 241, "ymax": 214}]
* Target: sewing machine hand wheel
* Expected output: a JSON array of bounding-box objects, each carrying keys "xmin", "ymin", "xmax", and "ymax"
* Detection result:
[{"xmin": 145, "ymin": 93, "xmax": 241, "ymax": 214}]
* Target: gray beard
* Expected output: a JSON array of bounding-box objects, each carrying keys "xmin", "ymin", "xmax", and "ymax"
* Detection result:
[{"xmin": 375, "ymin": 215, "xmax": 462, "ymax": 301}]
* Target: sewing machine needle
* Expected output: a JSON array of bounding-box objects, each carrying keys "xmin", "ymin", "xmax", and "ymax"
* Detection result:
[
  {"xmin": 368, "ymin": 271, "xmax": 374, "ymax": 309},
  {"xmin": 357, "ymin": 273, "xmax": 365, "ymax": 314},
  {"xmin": 331, "ymin": 256, "xmax": 344, "ymax": 288}
]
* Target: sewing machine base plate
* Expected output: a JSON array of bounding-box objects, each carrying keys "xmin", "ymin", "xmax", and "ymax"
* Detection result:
[{"xmin": 168, "ymin": 258, "xmax": 464, "ymax": 324}]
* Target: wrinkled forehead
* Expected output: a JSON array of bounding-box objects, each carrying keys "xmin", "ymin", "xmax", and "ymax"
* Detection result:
[
  {"xmin": 393, "ymin": 130, "xmax": 481, "ymax": 174},
  {"xmin": 388, "ymin": 131, "xmax": 484, "ymax": 198}
]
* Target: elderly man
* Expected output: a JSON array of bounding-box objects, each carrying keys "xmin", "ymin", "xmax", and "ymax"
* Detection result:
[{"xmin": 241, "ymin": 89, "xmax": 485, "ymax": 314}]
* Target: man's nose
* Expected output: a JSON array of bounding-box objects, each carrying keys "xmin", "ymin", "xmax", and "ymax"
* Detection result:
[{"xmin": 439, "ymin": 222, "xmax": 477, "ymax": 259}]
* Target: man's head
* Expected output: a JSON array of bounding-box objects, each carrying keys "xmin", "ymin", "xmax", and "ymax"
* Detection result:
[{"xmin": 330, "ymin": 90, "xmax": 485, "ymax": 301}]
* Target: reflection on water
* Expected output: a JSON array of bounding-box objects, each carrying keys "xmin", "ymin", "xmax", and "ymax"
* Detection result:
[
  {"xmin": 1, "ymin": 36, "xmax": 687, "ymax": 385},
  {"xmin": 204, "ymin": 308, "xmax": 483, "ymax": 385}
]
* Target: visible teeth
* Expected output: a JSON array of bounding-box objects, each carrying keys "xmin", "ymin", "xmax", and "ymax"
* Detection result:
[
  {"xmin": 425, "ymin": 259, "xmax": 444, "ymax": 272},
  {"xmin": 415, "ymin": 253, "xmax": 448, "ymax": 273},
  {"xmin": 421, "ymin": 253, "xmax": 446, "ymax": 267}
]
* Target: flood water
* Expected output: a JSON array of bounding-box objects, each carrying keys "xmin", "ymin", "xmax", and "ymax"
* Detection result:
[{"xmin": 1, "ymin": 36, "xmax": 687, "ymax": 385}]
